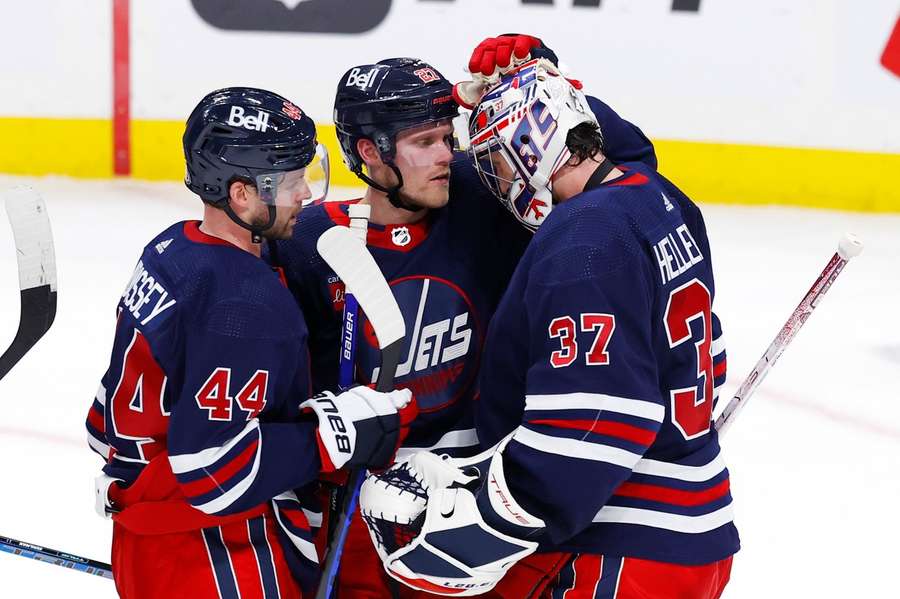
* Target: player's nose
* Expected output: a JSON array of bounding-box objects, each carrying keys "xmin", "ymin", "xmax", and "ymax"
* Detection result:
[
  {"xmin": 435, "ymin": 142, "xmax": 453, "ymax": 166},
  {"xmin": 295, "ymin": 182, "xmax": 311, "ymax": 204}
]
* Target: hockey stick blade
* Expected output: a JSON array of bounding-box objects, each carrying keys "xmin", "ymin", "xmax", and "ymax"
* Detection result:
[
  {"xmin": 0, "ymin": 187, "xmax": 57, "ymax": 382},
  {"xmin": 0, "ymin": 535, "xmax": 112, "ymax": 579},
  {"xmin": 715, "ymin": 233, "xmax": 863, "ymax": 436},
  {"xmin": 315, "ymin": 225, "xmax": 406, "ymax": 598},
  {"xmin": 316, "ymin": 225, "xmax": 405, "ymax": 389}
]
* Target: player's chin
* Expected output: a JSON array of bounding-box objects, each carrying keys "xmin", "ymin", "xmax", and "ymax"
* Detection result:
[
  {"xmin": 268, "ymin": 220, "xmax": 296, "ymax": 240},
  {"xmin": 420, "ymin": 187, "xmax": 450, "ymax": 208}
]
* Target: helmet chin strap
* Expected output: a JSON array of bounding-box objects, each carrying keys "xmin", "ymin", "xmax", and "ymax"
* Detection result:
[
  {"xmin": 582, "ymin": 157, "xmax": 616, "ymax": 192},
  {"xmin": 356, "ymin": 163, "xmax": 423, "ymax": 213},
  {"xmin": 223, "ymin": 202, "xmax": 277, "ymax": 244}
]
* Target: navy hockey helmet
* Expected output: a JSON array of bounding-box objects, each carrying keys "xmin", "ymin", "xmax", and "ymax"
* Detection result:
[
  {"xmin": 333, "ymin": 58, "xmax": 458, "ymax": 208},
  {"xmin": 183, "ymin": 87, "xmax": 326, "ymax": 207}
]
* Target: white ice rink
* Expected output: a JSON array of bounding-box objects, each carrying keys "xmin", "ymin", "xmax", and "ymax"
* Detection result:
[{"xmin": 0, "ymin": 175, "xmax": 897, "ymax": 598}]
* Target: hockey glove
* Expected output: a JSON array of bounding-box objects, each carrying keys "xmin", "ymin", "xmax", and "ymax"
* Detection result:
[
  {"xmin": 454, "ymin": 34, "xmax": 558, "ymax": 109},
  {"xmin": 469, "ymin": 34, "xmax": 557, "ymax": 77},
  {"xmin": 360, "ymin": 440, "xmax": 544, "ymax": 596},
  {"xmin": 301, "ymin": 386, "xmax": 417, "ymax": 473},
  {"xmin": 454, "ymin": 34, "xmax": 577, "ymax": 109}
]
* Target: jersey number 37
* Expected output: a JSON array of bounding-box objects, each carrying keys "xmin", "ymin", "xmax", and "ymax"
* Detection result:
[{"xmin": 548, "ymin": 277, "xmax": 714, "ymax": 441}]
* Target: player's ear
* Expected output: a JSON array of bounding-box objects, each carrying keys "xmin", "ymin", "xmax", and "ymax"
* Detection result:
[
  {"xmin": 357, "ymin": 138, "xmax": 383, "ymax": 168},
  {"xmin": 227, "ymin": 179, "xmax": 252, "ymax": 208}
]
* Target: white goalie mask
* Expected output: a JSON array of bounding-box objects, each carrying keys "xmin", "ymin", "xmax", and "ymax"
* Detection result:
[{"xmin": 468, "ymin": 59, "xmax": 599, "ymax": 231}]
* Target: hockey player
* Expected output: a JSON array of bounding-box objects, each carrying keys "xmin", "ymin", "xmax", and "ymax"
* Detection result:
[
  {"xmin": 360, "ymin": 60, "xmax": 737, "ymax": 598},
  {"xmin": 85, "ymin": 87, "xmax": 416, "ymax": 599},
  {"xmin": 274, "ymin": 44, "xmax": 658, "ymax": 598}
]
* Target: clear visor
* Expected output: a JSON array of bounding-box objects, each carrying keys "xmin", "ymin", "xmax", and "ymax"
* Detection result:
[
  {"xmin": 393, "ymin": 119, "xmax": 459, "ymax": 169},
  {"xmin": 256, "ymin": 143, "xmax": 329, "ymax": 207}
]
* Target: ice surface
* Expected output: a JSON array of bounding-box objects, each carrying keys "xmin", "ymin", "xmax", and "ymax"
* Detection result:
[{"xmin": 0, "ymin": 175, "xmax": 897, "ymax": 597}]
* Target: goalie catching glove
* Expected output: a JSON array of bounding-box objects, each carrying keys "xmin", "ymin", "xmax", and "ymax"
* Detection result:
[
  {"xmin": 301, "ymin": 386, "xmax": 417, "ymax": 473},
  {"xmin": 359, "ymin": 435, "xmax": 544, "ymax": 596}
]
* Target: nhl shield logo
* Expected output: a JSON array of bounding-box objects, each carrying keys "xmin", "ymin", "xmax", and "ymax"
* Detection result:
[{"xmin": 391, "ymin": 226, "xmax": 411, "ymax": 247}]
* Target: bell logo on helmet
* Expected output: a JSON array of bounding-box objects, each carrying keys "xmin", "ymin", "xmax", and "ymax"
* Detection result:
[
  {"xmin": 226, "ymin": 105, "xmax": 270, "ymax": 132},
  {"xmin": 345, "ymin": 67, "xmax": 379, "ymax": 90}
]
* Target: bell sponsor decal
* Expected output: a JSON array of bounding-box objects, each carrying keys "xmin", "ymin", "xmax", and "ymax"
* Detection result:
[
  {"xmin": 227, "ymin": 106, "xmax": 270, "ymax": 132},
  {"xmin": 345, "ymin": 67, "xmax": 380, "ymax": 90}
]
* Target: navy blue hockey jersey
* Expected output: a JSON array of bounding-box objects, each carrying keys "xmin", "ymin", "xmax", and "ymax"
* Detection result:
[
  {"xmin": 273, "ymin": 97, "xmax": 657, "ymax": 461},
  {"xmin": 273, "ymin": 172, "xmax": 509, "ymax": 459},
  {"xmin": 86, "ymin": 221, "xmax": 323, "ymax": 585},
  {"xmin": 476, "ymin": 163, "xmax": 739, "ymax": 566}
]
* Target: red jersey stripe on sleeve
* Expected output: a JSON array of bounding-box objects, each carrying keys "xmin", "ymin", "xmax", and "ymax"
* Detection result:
[
  {"xmin": 528, "ymin": 418, "xmax": 657, "ymax": 447},
  {"xmin": 181, "ymin": 439, "xmax": 259, "ymax": 498}
]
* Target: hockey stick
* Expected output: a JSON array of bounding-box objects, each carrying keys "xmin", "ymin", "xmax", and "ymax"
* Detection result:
[
  {"xmin": 0, "ymin": 535, "xmax": 112, "ymax": 579},
  {"xmin": 0, "ymin": 189, "xmax": 107, "ymax": 579},
  {"xmin": 0, "ymin": 187, "xmax": 57, "ymax": 382},
  {"xmin": 715, "ymin": 233, "xmax": 864, "ymax": 436},
  {"xmin": 315, "ymin": 225, "xmax": 405, "ymax": 599},
  {"xmin": 338, "ymin": 203, "xmax": 371, "ymax": 390},
  {"xmin": 321, "ymin": 203, "xmax": 371, "ymax": 585}
]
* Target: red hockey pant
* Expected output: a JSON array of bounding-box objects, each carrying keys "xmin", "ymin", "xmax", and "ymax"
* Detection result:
[
  {"xmin": 111, "ymin": 515, "xmax": 303, "ymax": 599},
  {"xmin": 494, "ymin": 552, "xmax": 733, "ymax": 599},
  {"xmin": 333, "ymin": 507, "xmax": 732, "ymax": 599}
]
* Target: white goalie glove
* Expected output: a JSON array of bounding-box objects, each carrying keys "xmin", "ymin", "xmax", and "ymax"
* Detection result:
[{"xmin": 359, "ymin": 435, "xmax": 545, "ymax": 596}]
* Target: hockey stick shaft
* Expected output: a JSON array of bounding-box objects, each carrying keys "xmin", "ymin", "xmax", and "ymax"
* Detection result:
[
  {"xmin": 315, "ymin": 225, "xmax": 404, "ymax": 599},
  {"xmin": 316, "ymin": 343, "xmax": 403, "ymax": 599},
  {"xmin": 714, "ymin": 234, "xmax": 863, "ymax": 436},
  {"xmin": 0, "ymin": 187, "xmax": 57, "ymax": 382},
  {"xmin": 322, "ymin": 204, "xmax": 368, "ymax": 580},
  {"xmin": 0, "ymin": 535, "xmax": 112, "ymax": 579},
  {"xmin": 338, "ymin": 204, "xmax": 371, "ymax": 390}
]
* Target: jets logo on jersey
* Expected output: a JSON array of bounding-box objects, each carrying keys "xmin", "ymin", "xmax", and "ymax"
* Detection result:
[
  {"xmin": 391, "ymin": 226, "xmax": 411, "ymax": 247},
  {"xmin": 358, "ymin": 275, "xmax": 481, "ymax": 412}
]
